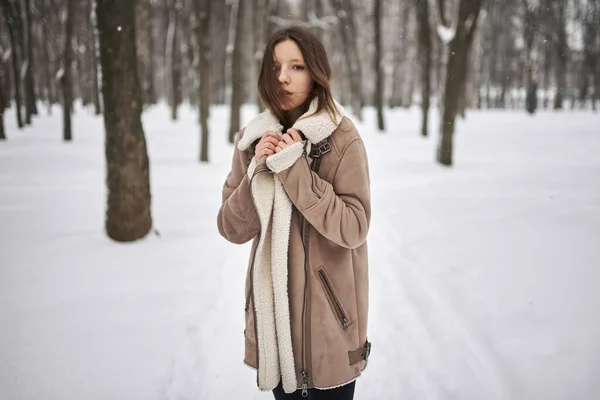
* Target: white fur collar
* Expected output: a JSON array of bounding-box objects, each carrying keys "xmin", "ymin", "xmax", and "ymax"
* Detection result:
[{"xmin": 237, "ymin": 98, "xmax": 345, "ymax": 151}]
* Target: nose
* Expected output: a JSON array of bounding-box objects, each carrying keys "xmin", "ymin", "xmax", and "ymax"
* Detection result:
[{"xmin": 278, "ymin": 68, "xmax": 290, "ymax": 84}]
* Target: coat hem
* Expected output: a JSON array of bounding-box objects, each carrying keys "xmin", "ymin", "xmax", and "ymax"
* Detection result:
[{"xmin": 243, "ymin": 361, "xmax": 368, "ymax": 392}]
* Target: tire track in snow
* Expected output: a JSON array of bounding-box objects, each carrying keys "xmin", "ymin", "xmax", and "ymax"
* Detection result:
[
  {"xmin": 369, "ymin": 218, "xmax": 442, "ymax": 399},
  {"xmin": 380, "ymin": 215, "xmax": 510, "ymax": 400}
]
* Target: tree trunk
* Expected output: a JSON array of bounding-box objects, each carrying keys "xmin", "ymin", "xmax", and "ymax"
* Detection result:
[
  {"xmin": 89, "ymin": 0, "xmax": 101, "ymax": 115},
  {"xmin": 23, "ymin": 0, "xmax": 38, "ymax": 122},
  {"xmin": 195, "ymin": 0, "xmax": 211, "ymax": 162},
  {"xmin": 312, "ymin": 0, "xmax": 324, "ymax": 40},
  {"xmin": 166, "ymin": 1, "xmax": 182, "ymax": 120},
  {"xmin": 391, "ymin": 1, "xmax": 410, "ymax": 108},
  {"xmin": 437, "ymin": 0, "xmax": 483, "ymax": 166},
  {"xmin": 523, "ymin": 2, "xmax": 539, "ymax": 115},
  {"xmin": 1, "ymin": 1, "xmax": 24, "ymax": 129},
  {"xmin": 40, "ymin": 0, "xmax": 53, "ymax": 112},
  {"xmin": 211, "ymin": 0, "xmax": 229, "ymax": 104},
  {"xmin": 135, "ymin": 0, "xmax": 150, "ymax": 106},
  {"xmin": 0, "ymin": 60, "xmax": 5, "ymax": 140},
  {"xmin": 228, "ymin": 0, "xmax": 244, "ymax": 144},
  {"xmin": 487, "ymin": 1, "xmax": 498, "ymax": 108},
  {"xmin": 300, "ymin": 0, "xmax": 309, "ymax": 21},
  {"xmin": 96, "ymin": 0, "xmax": 152, "ymax": 242},
  {"xmin": 416, "ymin": 0, "xmax": 431, "ymax": 136},
  {"xmin": 456, "ymin": 9, "xmax": 479, "ymax": 117},
  {"xmin": 80, "ymin": 1, "xmax": 91, "ymax": 107},
  {"xmin": 145, "ymin": 2, "xmax": 156, "ymax": 104},
  {"xmin": 374, "ymin": 0, "xmax": 384, "ymax": 131},
  {"xmin": 61, "ymin": 0, "xmax": 76, "ymax": 141},
  {"xmin": 542, "ymin": 37, "xmax": 551, "ymax": 109},
  {"xmin": 41, "ymin": 0, "xmax": 52, "ymax": 111},
  {"xmin": 330, "ymin": 0, "xmax": 363, "ymax": 120},
  {"xmin": 253, "ymin": 0, "xmax": 268, "ymax": 111},
  {"xmin": 553, "ymin": 0, "xmax": 567, "ymax": 110},
  {"xmin": 267, "ymin": 0, "xmax": 280, "ymax": 40},
  {"xmin": 182, "ymin": 12, "xmax": 196, "ymax": 106},
  {"xmin": 148, "ymin": 11, "xmax": 157, "ymax": 104}
]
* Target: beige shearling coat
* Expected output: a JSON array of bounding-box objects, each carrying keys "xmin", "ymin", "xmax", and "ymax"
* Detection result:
[{"xmin": 217, "ymin": 100, "xmax": 371, "ymax": 395}]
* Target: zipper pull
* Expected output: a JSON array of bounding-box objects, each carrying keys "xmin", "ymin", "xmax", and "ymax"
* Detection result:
[
  {"xmin": 301, "ymin": 370, "xmax": 309, "ymax": 398},
  {"xmin": 342, "ymin": 317, "xmax": 349, "ymax": 329}
]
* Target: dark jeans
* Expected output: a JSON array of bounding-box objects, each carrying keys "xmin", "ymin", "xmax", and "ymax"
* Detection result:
[{"xmin": 272, "ymin": 379, "xmax": 356, "ymax": 400}]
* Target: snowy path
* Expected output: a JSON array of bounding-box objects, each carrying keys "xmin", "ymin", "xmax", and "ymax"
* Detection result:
[{"xmin": 1, "ymin": 105, "xmax": 599, "ymax": 400}]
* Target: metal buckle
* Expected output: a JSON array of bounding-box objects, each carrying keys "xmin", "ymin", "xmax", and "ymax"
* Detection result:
[
  {"xmin": 310, "ymin": 141, "xmax": 331, "ymax": 158},
  {"xmin": 363, "ymin": 341, "xmax": 371, "ymax": 360}
]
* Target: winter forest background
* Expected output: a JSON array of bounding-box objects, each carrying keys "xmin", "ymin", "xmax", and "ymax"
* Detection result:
[{"xmin": 1, "ymin": 0, "xmax": 599, "ymax": 399}]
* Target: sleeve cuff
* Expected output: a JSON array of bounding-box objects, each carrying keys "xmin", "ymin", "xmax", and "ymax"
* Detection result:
[{"xmin": 266, "ymin": 142, "xmax": 304, "ymax": 173}]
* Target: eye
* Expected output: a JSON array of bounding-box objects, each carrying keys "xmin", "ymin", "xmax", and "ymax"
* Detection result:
[
  {"xmin": 272, "ymin": 66, "xmax": 280, "ymax": 72},
  {"xmin": 293, "ymin": 65, "xmax": 305, "ymax": 71}
]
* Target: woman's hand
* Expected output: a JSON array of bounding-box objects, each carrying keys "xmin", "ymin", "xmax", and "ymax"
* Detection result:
[
  {"xmin": 255, "ymin": 131, "xmax": 282, "ymax": 162},
  {"xmin": 275, "ymin": 129, "xmax": 303, "ymax": 153}
]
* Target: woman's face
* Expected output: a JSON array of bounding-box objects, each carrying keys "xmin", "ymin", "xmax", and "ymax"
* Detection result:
[{"xmin": 272, "ymin": 39, "xmax": 313, "ymax": 111}]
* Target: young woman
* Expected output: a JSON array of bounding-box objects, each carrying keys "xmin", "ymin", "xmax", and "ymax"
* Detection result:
[{"xmin": 217, "ymin": 26, "xmax": 371, "ymax": 400}]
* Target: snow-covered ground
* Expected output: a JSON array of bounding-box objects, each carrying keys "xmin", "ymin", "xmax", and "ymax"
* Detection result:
[{"xmin": 1, "ymin": 104, "xmax": 599, "ymax": 400}]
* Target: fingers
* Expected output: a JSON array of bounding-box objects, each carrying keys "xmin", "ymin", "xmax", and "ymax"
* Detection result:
[
  {"xmin": 255, "ymin": 147, "xmax": 274, "ymax": 162},
  {"xmin": 280, "ymin": 134, "xmax": 295, "ymax": 146},
  {"xmin": 287, "ymin": 128, "xmax": 303, "ymax": 142},
  {"xmin": 264, "ymin": 137, "xmax": 280, "ymax": 147},
  {"xmin": 258, "ymin": 141, "xmax": 277, "ymax": 152},
  {"xmin": 264, "ymin": 131, "xmax": 281, "ymax": 141},
  {"xmin": 255, "ymin": 130, "xmax": 302, "ymax": 160}
]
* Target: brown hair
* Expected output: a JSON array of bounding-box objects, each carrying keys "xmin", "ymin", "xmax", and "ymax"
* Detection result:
[{"xmin": 258, "ymin": 26, "xmax": 340, "ymax": 128}]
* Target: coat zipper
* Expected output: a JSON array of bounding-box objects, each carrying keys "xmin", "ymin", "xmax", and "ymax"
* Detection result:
[
  {"xmin": 317, "ymin": 268, "xmax": 350, "ymax": 329},
  {"xmin": 248, "ymin": 165, "xmax": 271, "ymax": 386},
  {"xmin": 300, "ymin": 215, "xmax": 311, "ymax": 398},
  {"xmin": 299, "ymin": 149, "xmax": 324, "ymax": 398}
]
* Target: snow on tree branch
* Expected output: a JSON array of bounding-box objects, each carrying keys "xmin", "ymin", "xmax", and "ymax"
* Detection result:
[
  {"xmin": 437, "ymin": 24, "xmax": 456, "ymax": 43},
  {"xmin": 428, "ymin": 0, "xmax": 460, "ymax": 44}
]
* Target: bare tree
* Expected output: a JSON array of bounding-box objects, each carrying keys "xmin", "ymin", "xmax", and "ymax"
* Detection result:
[
  {"xmin": 166, "ymin": 0, "xmax": 182, "ymax": 120},
  {"xmin": 195, "ymin": 0, "xmax": 211, "ymax": 162},
  {"xmin": 145, "ymin": 1, "xmax": 157, "ymax": 105},
  {"xmin": 1, "ymin": 0, "xmax": 24, "ymax": 129},
  {"xmin": 390, "ymin": 1, "xmax": 411, "ymax": 108},
  {"xmin": 210, "ymin": 0, "xmax": 229, "ymax": 104},
  {"xmin": 267, "ymin": 0, "xmax": 280, "ymax": 39},
  {"xmin": 552, "ymin": 0, "xmax": 567, "ymax": 110},
  {"xmin": 22, "ymin": 0, "xmax": 37, "ymax": 122},
  {"xmin": 374, "ymin": 0, "xmax": 384, "ymax": 131},
  {"xmin": 61, "ymin": 0, "xmax": 76, "ymax": 141},
  {"xmin": 88, "ymin": 0, "xmax": 101, "ymax": 114},
  {"xmin": 228, "ymin": 0, "xmax": 244, "ymax": 144},
  {"xmin": 0, "ymin": 48, "xmax": 5, "ymax": 140},
  {"xmin": 39, "ymin": 0, "xmax": 55, "ymax": 113},
  {"xmin": 522, "ymin": 0, "xmax": 539, "ymax": 114},
  {"xmin": 432, "ymin": 0, "xmax": 483, "ymax": 166},
  {"xmin": 135, "ymin": 0, "xmax": 150, "ymax": 106},
  {"xmin": 416, "ymin": 0, "xmax": 432, "ymax": 136},
  {"xmin": 580, "ymin": 0, "xmax": 599, "ymax": 111},
  {"xmin": 329, "ymin": 0, "xmax": 363, "ymax": 120},
  {"xmin": 253, "ymin": 0, "xmax": 268, "ymax": 112},
  {"xmin": 96, "ymin": 0, "xmax": 152, "ymax": 242}
]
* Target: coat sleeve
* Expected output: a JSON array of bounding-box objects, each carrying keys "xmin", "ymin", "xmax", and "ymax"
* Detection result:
[
  {"xmin": 217, "ymin": 130, "xmax": 261, "ymax": 244},
  {"xmin": 276, "ymin": 138, "xmax": 371, "ymax": 249}
]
